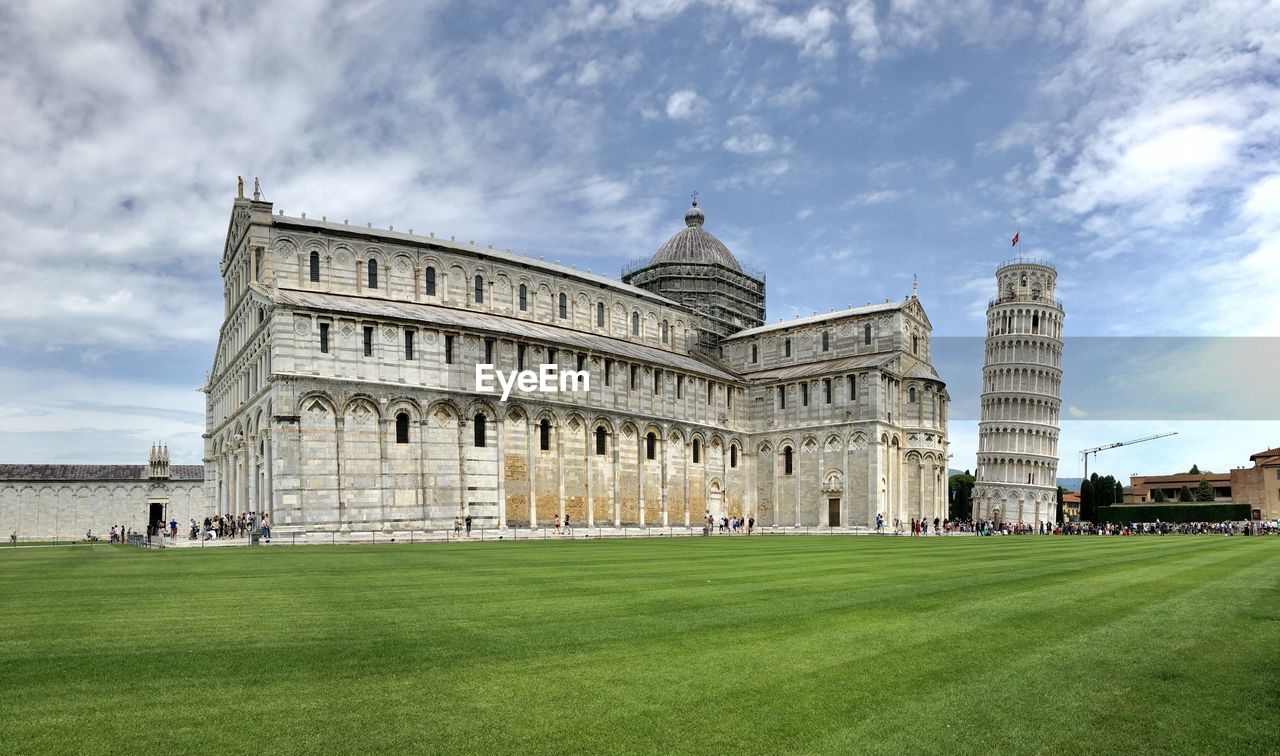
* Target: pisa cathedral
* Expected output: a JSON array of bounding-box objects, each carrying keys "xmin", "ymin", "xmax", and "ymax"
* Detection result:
[
  {"xmin": 0, "ymin": 187, "xmax": 953, "ymax": 540},
  {"xmin": 204, "ymin": 187, "xmax": 949, "ymax": 535}
]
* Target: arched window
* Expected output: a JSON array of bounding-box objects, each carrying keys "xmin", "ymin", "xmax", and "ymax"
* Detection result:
[
  {"xmin": 473, "ymin": 414, "xmax": 486, "ymax": 447},
  {"xmin": 595, "ymin": 426, "xmax": 607, "ymax": 455},
  {"xmin": 646, "ymin": 432, "xmax": 656, "ymax": 460},
  {"xmin": 1021, "ymin": 272, "xmax": 1028, "ymax": 286},
  {"xmin": 474, "ymin": 275, "xmax": 485, "ymax": 304},
  {"xmin": 539, "ymin": 418, "xmax": 551, "ymax": 451},
  {"xmin": 909, "ymin": 386, "xmax": 917, "ymax": 403},
  {"xmin": 558, "ymin": 293, "xmax": 568, "ymax": 319},
  {"xmin": 424, "ymin": 266, "xmax": 436, "ymax": 296},
  {"xmin": 822, "ymin": 331, "xmax": 829, "ymax": 351},
  {"xmin": 395, "ymin": 412, "xmax": 410, "ymax": 444},
  {"xmin": 783, "ymin": 446, "xmax": 793, "ymax": 475},
  {"xmin": 631, "ymin": 312, "xmax": 640, "ymax": 335},
  {"xmin": 661, "ymin": 320, "xmax": 669, "ymax": 344},
  {"xmin": 309, "ymin": 251, "xmax": 320, "ymax": 282},
  {"xmin": 864, "ymin": 323, "xmax": 872, "ymax": 345},
  {"xmin": 597, "ymin": 302, "xmax": 605, "ymax": 327},
  {"xmin": 730, "ymin": 444, "xmax": 738, "ymax": 468},
  {"xmin": 367, "ymin": 259, "xmax": 378, "ymax": 289},
  {"xmin": 912, "ymin": 334, "xmax": 919, "ymax": 354},
  {"xmin": 1032, "ymin": 312, "xmax": 1039, "ymax": 333},
  {"xmin": 518, "ymin": 284, "xmax": 528, "ymax": 311},
  {"xmin": 692, "ymin": 438, "xmax": 702, "ymax": 464}
]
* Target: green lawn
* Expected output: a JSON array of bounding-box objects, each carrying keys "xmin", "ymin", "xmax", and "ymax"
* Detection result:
[{"xmin": 2, "ymin": 536, "xmax": 1278, "ymax": 754}]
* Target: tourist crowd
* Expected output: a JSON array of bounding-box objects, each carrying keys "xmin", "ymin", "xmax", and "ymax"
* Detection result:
[{"xmin": 185, "ymin": 512, "xmax": 271, "ymax": 541}]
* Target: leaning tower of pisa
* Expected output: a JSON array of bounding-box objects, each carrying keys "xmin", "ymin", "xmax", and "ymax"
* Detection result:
[{"xmin": 973, "ymin": 258, "xmax": 1064, "ymax": 525}]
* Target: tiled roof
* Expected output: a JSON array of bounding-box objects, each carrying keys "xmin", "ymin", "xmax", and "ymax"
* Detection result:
[
  {"xmin": 0, "ymin": 465, "xmax": 204, "ymax": 482},
  {"xmin": 738, "ymin": 353, "xmax": 895, "ymax": 382},
  {"xmin": 1132, "ymin": 472, "xmax": 1231, "ymax": 484},
  {"xmin": 723, "ymin": 300, "xmax": 907, "ymax": 340},
  {"xmin": 1250, "ymin": 447, "xmax": 1280, "ymax": 462},
  {"xmin": 273, "ymin": 287, "xmax": 743, "ymax": 382}
]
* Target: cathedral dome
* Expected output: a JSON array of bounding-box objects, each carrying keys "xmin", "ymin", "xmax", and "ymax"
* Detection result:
[{"xmin": 650, "ymin": 200, "xmax": 742, "ymax": 272}]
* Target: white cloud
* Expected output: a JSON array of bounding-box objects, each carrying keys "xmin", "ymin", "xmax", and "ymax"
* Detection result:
[
  {"xmin": 845, "ymin": 0, "xmax": 882, "ymax": 62},
  {"xmin": 666, "ymin": 89, "xmax": 708, "ymax": 120},
  {"xmin": 845, "ymin": 188, "xmax": 909, "ymax": 206},
  {"xmin": 722, "ymin": 114, "xmax": 786, "ymax": 155}
]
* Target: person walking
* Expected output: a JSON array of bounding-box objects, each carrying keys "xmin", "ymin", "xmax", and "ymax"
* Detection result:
[
  {"xmin": 453, "ymin": 516, "xmax": 462, "ymax": 539},
  {"xmin": 464, "ymin": 514, "xmax": 473, "ymax": 538}
]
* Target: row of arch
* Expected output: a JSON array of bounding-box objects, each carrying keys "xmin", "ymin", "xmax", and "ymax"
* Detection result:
[
  {"xmin": 0, "ymin": 483, "xmax": 206, "ymax": 540},
  {"xmin": 984, "ymin": 338, "xmax": 1063, "ymax": 369},
  {"xmin": 978, "ymin": 425, "xmax": 1059, "ymax": 456},
  {"xmin": 982, "ymin": 365, "xmax": 1061, "ymax": 396},
  {"xmin": 975, "ymin": 455, "xmax": 1059, "ymax": 487},
  {"xmin": 988, "ymin": 305, "xmax": 1063, "ymax": 339},
  {"xmin": 980, "ymin": 395, "xmax": 1062, "ymax": 425}
]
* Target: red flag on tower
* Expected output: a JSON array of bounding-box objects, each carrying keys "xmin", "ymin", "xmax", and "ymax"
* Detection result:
[{"xmin": 1011, "ymin": 232, "xmax": 1020, "ymax": 247}]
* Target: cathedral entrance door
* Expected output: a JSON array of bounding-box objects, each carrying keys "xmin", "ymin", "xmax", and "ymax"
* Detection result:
[
  {"xmin": 828, "ymin": 498, "xmax": 840, "ymax": 527},
  {"xmin": 147, "ymin": 502, "xmax": 165, "ymax": 537}
]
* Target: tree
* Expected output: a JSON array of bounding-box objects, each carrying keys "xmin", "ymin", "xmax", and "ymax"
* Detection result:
[
  {"xmin": 1196, "ymin": 477, "xmax": 1216, "ymax": 502},
  {"xmin": 1056, "ymin": 486, "xmax": 1066, "ymax": 523},
  {"xmin": 1080, "ymin": 478, "xmax": 1095, "ymax": 522},
  {"xmin": 1188, "ymin": 464, "xmax": 1201, "ymax": 475},
  {"xmin": 1096, "ymin": 474, "xmax": 1116, "ymax": 507},
  {"xmin": 1178, "ymin": 485, "xmax": 1194, "ymax": 502},
  {"xmin": 1152, "ymin": 487, "xmax": 1166, "ymax": 503},
  {"xmin": 1115, "ymin": 481, "xmax": 1125, "ymax": 503},
  {"xmin": 949, "ymin": 470, "xmax": 975, "ymax": 520}
]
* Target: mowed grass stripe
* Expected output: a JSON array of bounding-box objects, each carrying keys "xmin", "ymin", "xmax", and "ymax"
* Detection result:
[{"xmin": 1, "ymin": 537, "xmax": 1277, "ymax": 755}]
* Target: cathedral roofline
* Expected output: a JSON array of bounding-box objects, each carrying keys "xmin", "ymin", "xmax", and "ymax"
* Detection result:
[
  {"xmin": 0, "ymin": 464, "xmax": 204, "ymax": 482},
  {"xmin": 269, "ymin": 213, "xmax": 685, "ymax": 312},
  {"xmin": 721, "ymin": 299, "xmax": 913, "ymax": 341}
]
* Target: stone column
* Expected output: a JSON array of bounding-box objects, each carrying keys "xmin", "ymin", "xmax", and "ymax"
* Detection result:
[
  {"xmin": 556, "ymin": 420, "xmax": 565, "ymax": 522},
  {"xmin": 842, "ymin": 437, "xmax": 850, "ymax": 528},
  {"xmin": 584, "ymin": 423, "xmax": 593, "ymax": 527},
  {"xmin": 610, "ymin": 432, "xmax": 619, "ymax": 526},
  {"xmin": 819, "ymin": 441, "xmax": 827, "ymax": 526},
  {"xmin": 867, "ymin": 436, "xmax": 879, "ymax": 527},
  {"xmin": 495, "ymin": 416, "xmax": 506, "ymax": 528},
  {"xmin": 262, "ymin": 429, "xmax": 273, "ymax": 519},
  {"xmin": 528, "ymin": 418, "xmax": 537, "ymax": 527},
  {"xmin": 457, "ymin": 417, "xmax": 468, "ymax": 516},
  {"xmin": 335, "ymin": 416, "xmax": 347, "ymax": 530},
  {"xmin": 638, "ymin": 435, "xmax": 646, "ymax": 527},
  {"xmin": 418, "ymin": 417, "xmax": 429, "ymax": 528},
  {"xmin": 659, "ymin": 434, "xmax": 667, "ymax": 527},
  {"xmin": 378, "ymin": 416, "xmax": 390, "ymax": 531}
]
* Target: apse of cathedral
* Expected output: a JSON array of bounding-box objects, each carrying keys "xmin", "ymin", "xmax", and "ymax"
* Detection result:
[{"xmin": 198, "ymin": 185, "xmax": 950, "ymax": 534}]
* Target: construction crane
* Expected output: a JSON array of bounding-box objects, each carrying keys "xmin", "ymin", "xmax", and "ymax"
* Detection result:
[{"xmin": 1080, "ymin": 432, "xmax": 1179, "ymax": 482}]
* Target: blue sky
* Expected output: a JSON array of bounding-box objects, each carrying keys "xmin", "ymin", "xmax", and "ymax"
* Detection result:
[{"xmin": 1, "ymin": 0, "xmax": 1278, "ymax": 482}]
